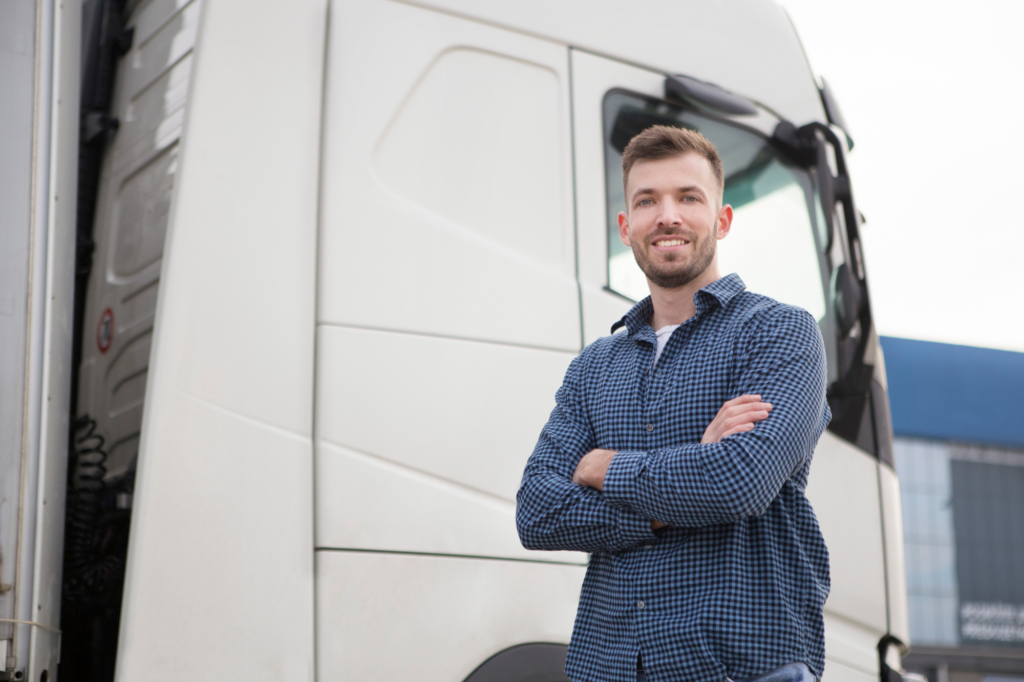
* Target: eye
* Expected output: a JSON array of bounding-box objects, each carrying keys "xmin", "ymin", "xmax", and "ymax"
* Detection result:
[{"xmin": 638, "ymin": 198, "xmax": 654, "ymax": 206}]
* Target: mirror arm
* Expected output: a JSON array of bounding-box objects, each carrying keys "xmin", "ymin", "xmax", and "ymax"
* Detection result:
[
  {"xmin": 775, "ymin": 120, "xmax": 880, "ymax": 453},
  {"xmin": 800, "ymin": 122, "xmax": 875, "ymax": 398}
]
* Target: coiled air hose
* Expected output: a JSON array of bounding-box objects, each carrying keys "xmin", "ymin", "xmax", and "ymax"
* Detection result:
[{"xmin": 62, "ymin": 415, "xmax": 123, "ymax": 606}]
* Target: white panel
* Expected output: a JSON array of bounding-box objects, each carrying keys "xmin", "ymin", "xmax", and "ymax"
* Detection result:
[
  {"xmin": 133, "ymin": 0, "xmax": 196, "ymax": 45},
  {"xmin": 879, "ymin": 463, "xmax": 910, "ymax": 644},
  {"xmin": 28, "ymin": 0, "xmax": 80, "ymax": 674},
  {"xmin": 393, "ymin": 0, "xmax": 826, "ymax": 127},
  {"xmin": 121, "ymin": 1, "xmax": 200, "ymax": 102},
  {"xmin": 116, "ymin": 399, "xmax": 314, "ymax": 680},
  {"xmin": 0, "ymin": 0, "xmax": 39, "ymax": 649},
  {"xmin": 582, "ymin": 288, "xmax": 633, "ymax": 347},
  {"xmin": 806, "ymin": 431, "xmax": 888, "ymax": 633},
  {"xmin": 820, "ymin": 657, "xmax": 878, "ymax": 682},
  {"xmin": 316, "ymin": 440, "xmax": 582, "ymax": 564},
  {"xmin": 116, "ymin": 0, "xmax": 325, "ymax": 678},
  {"xmin": 823, "ymin": 612, "xmax": 881, "ymax": 676},
  {"xmin": 320, "ymin": 0, "xmax": 579, "ymax": 351},
  {"xmin": 570, "ymin": 50, "xmax": 664, "ymax": 346},
  {"xmin": 316, "ymin": 325, "xmax": 573, "ymax": 502},
  {"xmin": 315, "ymin": 550, "xmax": 584, "ymax": 682},
  {"xmin": 375, "ymin": 48, "xmax": 564, "ymax": 270},
  {"xmin": 136, "ymin": 1, "xmax": 321, "ymax": 434}
]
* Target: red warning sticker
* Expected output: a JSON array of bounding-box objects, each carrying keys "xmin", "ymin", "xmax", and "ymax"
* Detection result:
[{"xmin": 97, "ymin": 308, "xmax": 114, "ymax": 354}]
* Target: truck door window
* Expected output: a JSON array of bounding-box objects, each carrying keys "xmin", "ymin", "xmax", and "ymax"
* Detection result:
[{"xmin": 603, "ymin": 90, "xmax": 838, "ymax": 383}]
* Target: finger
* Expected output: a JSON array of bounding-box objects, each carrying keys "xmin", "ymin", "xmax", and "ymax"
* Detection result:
[
  {"xmin": 722, "ymin": 394, "xmax": 761, "ymax": 409},
  {"xmin": 720, "ymin": 403, "xmax": 772, "ymax": 421},
  {"xmin": 722, "ymin": 412, "xmax": 769, "ymax": 431},
  {"xmin": 716, "ymin": 395, "xmax": 756, "ymax": 414},
  {"xmin": 735, "ymin": 401, "xmax": 771, "ymax": 411},
  {"xmin": 722, "ymin": 422, "xmax": 757, "ymax": 439},
  {"xmin": 732, "ymin": 402, "xmax": 772, "ymax": 415},
  {"xmin": 707, "ymin": 405, "xmax": 761, "ymax": 436},
  {"xmin": 740, "ymin": 409, "xmax": 771, "ymax": 423},
  {"xmin": 705, "ymin": 399, "xmax": 769, "ymax": 442},
  {"xmin": 723, "ymin": 399, "xmax": 770, "ymax": 411},
  {"xmin": 708, "ymin": 420, "xmax": 755, "ymax": 443}
]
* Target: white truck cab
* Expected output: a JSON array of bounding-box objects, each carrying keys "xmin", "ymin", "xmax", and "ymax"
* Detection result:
[{"xmin": 0, "ymin": 1, "xmax": 908, "ymax": 680}]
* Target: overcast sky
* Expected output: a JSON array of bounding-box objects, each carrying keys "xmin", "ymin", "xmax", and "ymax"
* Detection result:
[{"xmin": 779, "ymin": 0, "xmax": 1024, "ymax": 353}]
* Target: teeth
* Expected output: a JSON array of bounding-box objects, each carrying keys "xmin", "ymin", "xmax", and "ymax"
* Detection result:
[{"xmin": 655, "ymin": 239, "xmax": 687, "ymax": 246}]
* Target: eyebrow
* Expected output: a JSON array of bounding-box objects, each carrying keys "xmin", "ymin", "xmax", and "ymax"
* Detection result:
[{"xmin": 630, "ymin": 185, "xmax": 708, "ymax": 203}]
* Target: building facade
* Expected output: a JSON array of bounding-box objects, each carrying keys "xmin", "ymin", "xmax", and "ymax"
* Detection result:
[{"xmin": 881, "ymin": 337, "xmax": 1024, "ymax": 682}]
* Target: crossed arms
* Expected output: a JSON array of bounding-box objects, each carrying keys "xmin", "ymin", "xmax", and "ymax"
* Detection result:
[
  {"xmin": 572, "ymin": 394, "xmax": 773, "ymax": 530},
  {"xmin": 515, "ymin": 308, "xmax": 830, "ymax": 554}
]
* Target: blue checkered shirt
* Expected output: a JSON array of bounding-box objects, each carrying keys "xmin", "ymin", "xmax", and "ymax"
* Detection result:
[{"xmin": 516, "ymin": 274, "xmax": 831, "ymax": 682}]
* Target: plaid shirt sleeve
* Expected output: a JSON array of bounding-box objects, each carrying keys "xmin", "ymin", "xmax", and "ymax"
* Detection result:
[
  {"xmin": 517, "ymin": 354, "xmax": 658, "ymax": 553},
  {"xmin": 602, "ymin": 307, "xmax": 830, "ymax": 528}
]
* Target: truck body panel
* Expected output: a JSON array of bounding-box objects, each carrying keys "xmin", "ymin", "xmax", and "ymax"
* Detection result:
[{"xmin": 113, "ymin": 0, "xmax": 324, "ymax": 678}]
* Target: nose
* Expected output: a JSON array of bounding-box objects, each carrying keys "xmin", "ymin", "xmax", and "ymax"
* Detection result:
[{"xmin": 656, "ymin": 200, "xmax": 683, "ymax": 229}]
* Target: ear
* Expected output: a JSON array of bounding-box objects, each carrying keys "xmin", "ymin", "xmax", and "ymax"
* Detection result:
[
  {"xmin": 716, "ymin": 204, "xmax": 733, "ymax": 240},
  {"xmin": 618, "ymin": 211, "xmax": 632, "ymax": 247}
]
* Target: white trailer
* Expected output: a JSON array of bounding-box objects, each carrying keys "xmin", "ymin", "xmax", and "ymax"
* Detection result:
[{"xmin": 0, "ymin": 0, "xmax": 909, "ymax": 680}]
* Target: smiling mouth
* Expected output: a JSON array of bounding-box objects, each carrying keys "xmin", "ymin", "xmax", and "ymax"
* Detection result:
[{"xmin": 652, "ymin": 238, "xmax": 690, "ymax": 247}]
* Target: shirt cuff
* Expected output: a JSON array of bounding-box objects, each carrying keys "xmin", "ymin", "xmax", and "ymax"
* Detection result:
[
  {"xmin": 612, "ymin": 502, "xmax": 658, "ymax": 547},
  {"xmin": 603, "ymin": 449, "xmax": 646, "ymax": 512},
  {"xmin": 604, "ymin": 451, "xmax": 656, "ymax": 546}
]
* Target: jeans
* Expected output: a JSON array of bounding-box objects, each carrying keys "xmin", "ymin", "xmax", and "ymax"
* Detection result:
[{"xmin": 636, "ymin": 662, "xmax": 815, "ymax": 682}]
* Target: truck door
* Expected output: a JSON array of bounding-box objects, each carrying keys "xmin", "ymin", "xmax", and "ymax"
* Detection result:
[
  {"xmin": 314, "ymin": 1, "xmax": 585, "ymax": 678},
  {"xmin": 568, "ymin": 48, "xmax": 896, "ymax": 681}
]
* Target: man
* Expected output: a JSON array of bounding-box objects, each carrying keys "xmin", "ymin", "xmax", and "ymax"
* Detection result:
[{"xmin": 516, "ymin": 125, "xmax": 830, "ymax": 682}]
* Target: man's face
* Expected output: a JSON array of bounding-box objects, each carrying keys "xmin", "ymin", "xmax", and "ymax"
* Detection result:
[{"xmin": 618, "ymin": 153, "xmax": 732, "ymax": 290}]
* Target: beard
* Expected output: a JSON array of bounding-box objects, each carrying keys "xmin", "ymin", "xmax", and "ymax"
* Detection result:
[{"xmin": 631, "ymin": 227, "xmax": 717, "ymax": 290}]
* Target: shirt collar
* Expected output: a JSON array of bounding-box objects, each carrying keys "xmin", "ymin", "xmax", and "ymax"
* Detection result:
[{"xmin": 610, "ymin": 273, "xmax": 747, "ymax": 337}]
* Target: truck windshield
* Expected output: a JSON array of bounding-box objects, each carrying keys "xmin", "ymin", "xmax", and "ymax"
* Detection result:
[{"xmin": 603, "ymin": 90, "xmax": 839, "ymax": 383}]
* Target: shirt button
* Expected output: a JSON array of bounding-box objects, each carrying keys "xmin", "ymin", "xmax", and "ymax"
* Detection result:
[
  {"xmin": 646, "ymin": 423, "xmax": 654, "ymax": 432},
  {"xmin": 637, "ymin": 600, "xmax": 645, "ymax": 609},
  {"xmin": 645, "ymin": 542, "xmax": 653, "ymax": 549}
]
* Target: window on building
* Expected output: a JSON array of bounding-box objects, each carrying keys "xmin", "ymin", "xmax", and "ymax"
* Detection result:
[{"xmin": 896, "ymin": 436, "xmax": 1024, "ymax": 648}]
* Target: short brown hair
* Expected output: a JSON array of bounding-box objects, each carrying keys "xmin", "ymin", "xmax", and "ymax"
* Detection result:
[{"xmin": 621, "ymin": 125, "xmax": 724, "ymax": 204}]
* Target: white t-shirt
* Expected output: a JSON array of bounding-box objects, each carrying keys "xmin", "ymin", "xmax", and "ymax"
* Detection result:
[{"xmin": 654, "ymin": 324, "xmax": 681, "ymax": 366}]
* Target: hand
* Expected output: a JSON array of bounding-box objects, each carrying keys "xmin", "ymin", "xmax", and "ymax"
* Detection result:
[
  {"xmin": 572, "ymin": 448, "xmax": 616, "ymax": 491},
  {"xmin": 702, "ymin": 394, "xmax": 772, "ymax": 444},
  {"xmin": 573, "ymin": 450, "xmax": 666, "ymax": 529}
]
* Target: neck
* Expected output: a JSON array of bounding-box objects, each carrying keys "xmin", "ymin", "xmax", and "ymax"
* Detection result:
[{"xmin": 648, "ymin": 263, "xmax": 721, "ymax": 330}]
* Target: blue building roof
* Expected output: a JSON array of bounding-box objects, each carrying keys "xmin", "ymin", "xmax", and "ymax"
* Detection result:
[{"xmin": 879, "ymin": 336, "xmax": 1024, "ymax": 449}]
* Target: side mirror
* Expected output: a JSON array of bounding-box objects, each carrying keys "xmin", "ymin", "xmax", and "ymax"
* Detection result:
[
  {"xmin": 832, "ymin": 262, "xmax": 862, "ymax": 335},
  {"xmin": 664, "ymin": 74, "xmax": 758, "ymax": 116}
]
